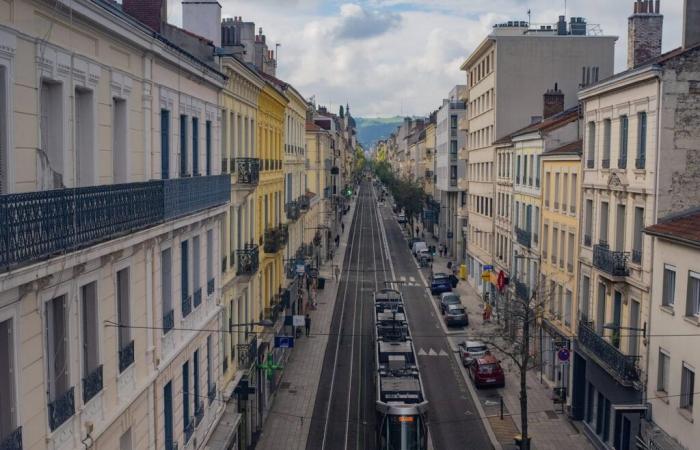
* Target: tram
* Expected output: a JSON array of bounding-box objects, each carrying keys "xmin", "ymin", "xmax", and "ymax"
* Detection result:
[{"xmin": 374, "ymin": 288, "xmax": 428, "ymax": 450}]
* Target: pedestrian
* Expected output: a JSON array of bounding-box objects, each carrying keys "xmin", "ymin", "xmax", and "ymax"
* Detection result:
[
  {"xmin": 483, "ymin": 303, "xmax": 493, "ymax": 324},
  {"xmin": 415, "ymin": 226, "xmax": 420, "ymax": 236},
  {"xmin": 335, "ymin": 234, "xmax": 340, "ymax": 247},
  {"xmin": 334, "ymin": 265, "xmax": 340, "ymax": 281},
  {"xmin": 341, "ymin": 221, "xmax": 345, "ymax": 233},
  {"xmin": 305, "ymin": 314, "xmax": 311, "ymax": 336}
]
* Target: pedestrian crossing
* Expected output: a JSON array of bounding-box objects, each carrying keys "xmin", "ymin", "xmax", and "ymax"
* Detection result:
[
  {"xmin": 417, "ymin": 347, "xmax": 450, "ymax": 357},
  {"xmin": 398, "ymin": 275, "xmax": 422, "ymax": 287}
]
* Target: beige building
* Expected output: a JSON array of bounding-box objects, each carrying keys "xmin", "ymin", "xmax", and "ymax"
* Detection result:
[{"xmin": 0, "ymin": 2, "xmax": 228, "ymax": 450}]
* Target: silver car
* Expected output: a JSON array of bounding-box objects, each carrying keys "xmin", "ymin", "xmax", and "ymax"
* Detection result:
[
  {"xmin": 439, "ymin": 293, "xmax": 461, "ymax": 314},
  {"xmin": 444, "ymin": 304, "xmax": 468, "ymax": 327},
  {"xmin": 458, "ymin": 340, "xmax": 488, "ymax": 366}
]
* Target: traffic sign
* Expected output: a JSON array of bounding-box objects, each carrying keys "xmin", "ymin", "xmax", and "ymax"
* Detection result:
[
  {"xmin": 275, "ymin": 336, "xmax": 295, "ymax": 349},
  {"xmin": 293, "ymin": 315, "xmax": 306, "ymax": 327},
  {"xmin": 484, "ymin": 265, "xmax": 494, "ymax": 271},
  {"xmin": 557, "ymin": 348, "xmax": 570, "ymax": 365}
]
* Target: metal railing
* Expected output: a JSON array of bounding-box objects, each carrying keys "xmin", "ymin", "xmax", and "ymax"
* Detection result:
[
  {"xmin": 236, "ymin": 245, "xmax": 260, "ymax": 276},
  {"xmin": 233, "ymin": 158, "xmax": 260, "ymax": 185},
  {"xmin": 264, "ymin": 228, "xmax": 281, "ymax": 254},
  {"xmin": 0, "ymin": 426, "xmax": 22, "ymax": 450},
  {"xmin": 584, "ymin": 234, "xmax": 592, "ymax": 247},
  {"xmin": 82, "ymin": 365, "xmax": 103, "ymax": 404},
  {"xmin": 182, "ymin": 294, "xmax": 193, "ymax": 318},
  {"xmin": 237, "ymin": 335, "xmax": 258, "ymax": 369},
  {"xmin": 163, "ymin": 309, "xmax": 175, "ymax": 334},
  {"xmin": 195, "ymin": 401, "xmax": 204, "ymax": 426},
  {"xmin": 515, "ymin": 279, "xmax": 529, "ymax": 301},
  {"xmin": 635, "ymin": 157, "xmax": 646, "ymax": 170},
  {"xmin": 0, "ymin": 175, "xmax": 229, "ymax": 272},
  {"xmin": 48, "ymin": 387, "xmax": 75, "ymax": 431},
  {"xmin": 515, "ymin": 227, "xmax": 532, "ymax": 248},
  {"xmin": 586, "ymin": 160, "xmax": 594, "ymax": 169},
  {"xmin": 298, "ymin": 195, "xmax": 310, "ymax": 210},
  {"xmin": 593, "ymin": 244, "xmax": 629, "ymax": 277},
  {"xmin": 577, "ymin": 320, "xmax": 639, "ymax": 386},
  {"xmin": 618, "ymin": 157, "xmax": 627, "ymax": 169},
  {"xmin": 632, "ymin": 249, "xmax": 642, "ymax": 264},
  {"xmin": 286, "ymin": 201, "xmax": 300, "ymax": 221},
  {"xmin": 193, "ymin": 288, "xmax": 202, "ymax": 308},
  {"xmin": 278, "ymin": 225, "xmax": 289, "ymax": 246},
  {"xmin": 207, "ymin": 278, "xmax": 215, "ymax": 295},
  {"xmin": 119, "ymin": 340, "xmax": 135, "ymax": 372},
  {"xmin": 602, "ymin": 158, "xmax": 610, "ymax": 169}
]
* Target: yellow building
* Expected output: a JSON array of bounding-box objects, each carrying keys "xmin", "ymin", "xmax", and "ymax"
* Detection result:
[
  {"xmin": 540, "ymin": 139, "xmax": 582, "ymax": 402},
  {"xmin": 305, "ymin": 121, "xmax": 334, "ymax": 264}
]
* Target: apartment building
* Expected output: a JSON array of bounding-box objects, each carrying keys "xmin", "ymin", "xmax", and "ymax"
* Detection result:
[
  {"xmin": 572, "ymin": 2, "xmax": 700, "ymax": 447},
  {"xmin": 459, "ymin": 15, "xmax": 616, "ymax": 296},
  {"xmin": 0, "ymin": 2, "xmax": 228, "ymax": 450},
  {"xmin": 435, "ymin": 86, "xmax": 467, "ymax": 261}
]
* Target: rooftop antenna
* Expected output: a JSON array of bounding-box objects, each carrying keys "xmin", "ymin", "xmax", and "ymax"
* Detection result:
[
  {"xmin": 564, "ymin": 0, "xmax": 567, "ymax": 17},
  {"xmin": 275, "ymin": 42, "xmax": 280, "ymax": 68},
  {"xmin": 527, "ymin": 9, "xmax": 531, "ymax": 26}
]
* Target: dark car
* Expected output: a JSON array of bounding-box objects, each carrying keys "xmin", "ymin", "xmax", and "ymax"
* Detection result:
[
  {"xmin": 439, "ymin": 293, "xmax": 461, "ymax": 314},
  {"xmin": 468, "ymin": 354, "xmax": 505, "ymax": 388},
  {"xmin": 444, "ymin": 304, "xmax": 468, "ymax": 327},
  {"xmin": 430, "ymin": 273, "xmax": 452, "ymax": 295}
]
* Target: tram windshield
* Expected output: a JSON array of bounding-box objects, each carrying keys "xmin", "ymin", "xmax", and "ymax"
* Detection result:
[{"xmin": 379, "ymin": 414, "xmax": 425, "ymax": 450}]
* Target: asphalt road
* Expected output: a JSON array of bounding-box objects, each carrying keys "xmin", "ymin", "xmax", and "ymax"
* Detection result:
[{"xmin": 306, "ymin": 180, "xmax": 492, "ymax": 450}]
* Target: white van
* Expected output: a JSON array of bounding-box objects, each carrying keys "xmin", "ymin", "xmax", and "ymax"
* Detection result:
[{"xmin": 412, "ymin": 241, "xmax": 428, "ymax": 256}]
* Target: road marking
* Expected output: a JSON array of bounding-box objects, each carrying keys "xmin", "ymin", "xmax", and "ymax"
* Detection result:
[
  {"xmin": 418, "ymin": 348, "xmax": 427, "ymax": 356},
  {"xmin": 409, "ymin": 276, "xmax": 415, "ymax": 283},
  {"xmin": 400, "ymin": 276, "xmax": 406, "ymax": 282},
  {"xmin": 428, "ymin": 348, "xmax": 438, "ymax": 356},
  {"xmin": 439, "ymin": 349, "xmax": 449, "ymax": 356}
]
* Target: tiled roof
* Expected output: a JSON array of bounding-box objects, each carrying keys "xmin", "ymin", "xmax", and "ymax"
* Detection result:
[
  {"xmin": 543, "ymin": 139, "xmax": 582, "ymax": 156},
  {"xmin": 645, "ymin": 208, "xmax": 700, "ymax": 246},
  {"xmin": 306, "ymin": 122, "xmax": 323, "ymax": 132},
  {"xmin": 493, "ymin": 106, "xmax": 579, "ymax": 145}
]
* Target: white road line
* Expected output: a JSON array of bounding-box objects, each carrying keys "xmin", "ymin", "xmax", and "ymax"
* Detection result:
[{"xmin": 409, "ymin": 276, "xmax": 415, "ymax": 283}]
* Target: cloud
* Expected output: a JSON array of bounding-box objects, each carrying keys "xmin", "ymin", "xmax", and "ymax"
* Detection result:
[{"xmin": 334, "ymin": 3, "xmax": 401, "ymax": 40}]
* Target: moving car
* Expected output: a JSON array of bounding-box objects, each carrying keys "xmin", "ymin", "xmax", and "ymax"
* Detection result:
[
  {"xmin": 468, "ymin": 354, "xmax": 505, "ymax": 388},
  {"xmin": 439, "ymin": 293, "xmax": 461, "ymax": 314},
  {"xmin": 444, "ymin": 304, "xmax": 468, "ymax": 327},
  {"xmin": 430, "ymin": 273, "xmax": 452, "ymax": 295},
  {"xmin": 458, "ymin": 340, "xmax": 488, "ymax": 367}
]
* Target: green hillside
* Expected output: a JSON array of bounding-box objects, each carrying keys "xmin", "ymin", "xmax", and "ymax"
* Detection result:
[{"xmin": 355, "ymin": 116, "xmax": 405, "ymax": 149}]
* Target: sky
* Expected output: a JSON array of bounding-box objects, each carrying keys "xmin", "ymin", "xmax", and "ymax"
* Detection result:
[{"xmin": 168, "ymin": 0, "xmax": 685, "ymax": 117}]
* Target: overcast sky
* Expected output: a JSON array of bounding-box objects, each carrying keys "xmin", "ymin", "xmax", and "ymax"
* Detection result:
[{"xmin": 168, "ymin": 0, "xmax": 685, "ymax": 117}]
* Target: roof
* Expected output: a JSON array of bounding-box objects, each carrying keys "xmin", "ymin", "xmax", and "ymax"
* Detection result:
[
  {"xmin": 543, "ymin": 139, "xmax": 582, "ymax": 157},
  {"xmin": 306, "ymin": 122, "xmax": 323, "ymax": 132},
  {"xmin": 493, "ymin": 106, "xmax": 579, "ymax": 145},
  {"xmin": 644, "ymin": 208, "xmax": 700, "ymax": 246}
]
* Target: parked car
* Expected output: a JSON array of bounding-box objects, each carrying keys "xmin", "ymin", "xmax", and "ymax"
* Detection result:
[
  {"xmin": 468, "ymin": 354, "xmax": 505, "ymax": 388},
  {"xmin": 397, "ymin": 213, "xmax": 407, "ymax": 224},
  {"xmin": 407, "ymin": 237, "xmax": 420, "ymax": 250},
  {"xmin": 439, "ymin": 293, "xmax": 461, "ymax": 314},
  {"xmin": 430, "ymin": 273, "xmax": 452, "ymax": 295},
  {"xmin": 417, "ymin": 249, "xmax": 433, "ymax": 262},
  {"xmin": 412, "ymin": 241, "xmax": 428, "ymax": 256},
  {"xmin": 444, "ymin": 304, "xmax": 468, "ymax": 327},
  {"xmin": 458, "ymin": 340, "xmax": 488, "ymax": 367}
]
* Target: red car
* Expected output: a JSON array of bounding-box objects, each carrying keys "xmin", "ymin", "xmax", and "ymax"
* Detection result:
[{"xmin": 468, "ymin": 354, "xmax": 505, "ymax": 388}]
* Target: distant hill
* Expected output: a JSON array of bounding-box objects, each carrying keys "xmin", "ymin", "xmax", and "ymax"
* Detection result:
[{"xmin": 355, "ymin": 117, "xmax": 406, "ymax": 150}]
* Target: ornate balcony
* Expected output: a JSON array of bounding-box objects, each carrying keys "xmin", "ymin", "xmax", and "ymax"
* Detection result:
[
  {"xmin": 207, "ymin": 278, "xmax": 215, "ymax": 295},
  {"xmin": 163, "ymin": 309, "xmax": 175, "ymax": 334},
  {"xmin": 298, "ymin": 195, "xmax": 310, "ymax": 211},
  {"xmin": 0, "ymin": 175, "xmax": 230, "ymax": 272},
  {"xmin": 577, "ymin": 320, "xmax": 640, "ymax": 387},
  {"xmin": 286, "ymin": 201, "xmax": 300, "ymax": 221},
  {"xmin": 635, "ymin": 157, "xmax": 646, "ymax": 170},
  {"xmin": 48, "ymin": 387, "xmax": 75, "ymax": 431},
  {"xmin": 193, "ymin": 288, "xmax": 202, "ymax": 308},
  {"xmin": 82, "ymin": 365, "xmax": 103, "ymax": 403},
  {"xmin": 263, "ymin": 228, "xmax": 281, "ymax": 254},
  {"xmin": 195, "ymin": 402, "xmax": 204, "ymax": 426},
  {"xmin": 593, "ymin": 244, "xmax": 629, "ymax": 277},
  {"xmin": 0, "ymin": 426, "xmax": 22, "ymax": 450},
  {"xmin": 515, "ymin": 227, "xmax": 532, "ymax": 248},
  {"xmin": 182, "ymin": 294, "xmax": 193, "ymax": 318},
  {"xmin": 515, "ymin": 279, "xmax": 529, "ymax": 301},
  {"xmin": 119, "ymin": 340, "xmax": 135, "ymax": 372},
  {"xmin": 278, "ymin": 225, "xmax": 289, "ymax": 246},
  {"xmin": 236, "ymin": 245, "xmax": 260, "ymax": 276},
  {"xmin": 233, "ymin": 158, "xmax": 260, "ymax": 185},
  {"xmin": 184, "ymin": 419, "xmax": 194, "ymax": 443},
  {"xmin": 237, "ymin": 335, "xmax": 258, "ymax": 369}
]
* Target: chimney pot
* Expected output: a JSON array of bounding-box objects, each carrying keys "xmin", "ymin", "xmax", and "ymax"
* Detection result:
[
  {"xmin": 683, "ymin": 0, "xmax": 700, "ymax": 48},
  {"xmin": 543, "ymin": 84, "xmax": 565, "ymax": 119},
  {"xmin": 123, "ymin": 0, "xmax": 166, "ymax": 33},
  {"xmin": 628, "ymin": 0, "xmax": 663, "ymax": 69}
]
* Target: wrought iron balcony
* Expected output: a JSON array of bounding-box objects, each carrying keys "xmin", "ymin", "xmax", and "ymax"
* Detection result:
[
  {"xmin": 182, "ymin": 294, "xmax": 193, "ymax": 318},
  {"xmin": 602, "ymin": 158, "xmax": 610, "ymax": 169},
  {"xmin": 0, "ymin": 426, "xmax": 22, "ymax": 450},
  {"xmin": 286, "ymin": 201, "xmax": 300, "ymax": 221},
  {"xmin": 195, "ymin": 402, "xmax": 204, "ymax": 426},
  {"xmin": 586, "ymin": 159, "xmax": 594, "ymax": 169},
  {"xmin": 82, "ymin": 365, "xmax": 103, "ymax": 404},
  {"xmin": 237, "ymin": 335, "xmax": 258, "ymax": 369},
  {"xmin": 193, "ymin": 288, "xmax": 202, "ymax": 308},
  {"xmin": 48, "ymin": 387, "xmax": 75, "ymax": 431},
  {"xmin": 264, "ymin": 228, "xmax": 281, "ymax": 254},
  {"xmin": 208, "ymin": 383, "xmax": 216, "ymax": 405},
  {"xmin": 0, "ymin": 175, "xmax": 230, "ymax": 272},
  {"xmin": 234, "ymin": 158, "xmax": 260, "ymax": 185},
  {"xmin": 207, "ymin": 278, "xmax": 215, "ymax": 295},
  {"xmin": 163, "ymin": 309, "xmax": 175, "ymax": 334},
  {"xmin": 119, "ymin": 340, "xmax": 135, "ymax": 373},
  {"xmin": 635, "ymin": 157, "xmax": 646, "ymax": 170},
  {"xmin": 515, "ymin": 279, "xmax": 529, "ymax": 301},
  {"xmin": 515, "ymin": 227, "xmax": 532, "ymax": 248},
  {"xmin": 632, "ymin": 249, "xmax": 642, "ymax": 264},
  {"xmin": 593, "ymin": 244, "xmax": 629, "ymax": 277},
  {"xmin": 298, "ymin": 195, "xmax": 310, "ymax": 211},
  {"xmin": 236, "ymin": 245, "xmax": 260, "ymax": 276},
  {"xmin": 577, "ymin": 320, "xmax": 640, "ymax": 386},
  {"xmin": 584, "ymin": 234, "xmax": 592, "ymax": 247},
  {"xmin": 618, "ymin": 157, "xmax": 627, "ymax": 169},
  {"xmin": 278, "ymin": 225, "xmax": 289, "ymax": 246},
  {"xmin": 184, "ymin": 419, "xmax": 194, "ymax": 443}
]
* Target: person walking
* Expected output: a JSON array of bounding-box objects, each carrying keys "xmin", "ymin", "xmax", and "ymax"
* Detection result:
[
  {"xmin": 335, "ymin": 234, "xmax": 340, "ymax": 248},
  {"xmin": 483, "ymin": 303, "xmax": 493, "ymax": 324},
  {"xmin": 341, "ymin": 221, "xmax": 345, "ymax": 234},
  {"xmin": 305, "ymin": 314, "xmax": 311, "ymax": 336}
]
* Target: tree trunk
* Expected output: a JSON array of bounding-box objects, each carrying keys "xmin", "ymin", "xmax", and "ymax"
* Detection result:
[{"xmin": 520, "ymin": 306, "xmax": 530, "ymax": 450}]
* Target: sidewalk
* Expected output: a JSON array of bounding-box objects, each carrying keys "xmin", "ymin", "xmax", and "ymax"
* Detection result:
[
  {"xmin": 427, "ymin": 247, "xmax": 594, "ymax": 450},
  {"xmin": 256, "ymin": 197, "xmax": 357, "ymax": 450}
]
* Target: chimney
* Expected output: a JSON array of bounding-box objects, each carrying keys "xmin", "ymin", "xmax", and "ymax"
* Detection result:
[
  {"xmin": 683, "ymin": 0, "xmax": 700, "ymax": 48},
  {"xmin": 123, "ymin": 0, "xmax": 166, "ymax": 33},
  {"xmin": 627, "ymin": 0, "xmax": 663, "ymax": 69},
  {"xmin": 543, "ymin": 83, "xmax": 565, "ymax": 119},
  {"xmin": 182, "ymin": 1, "xmax": 222, "ymax": 47}
]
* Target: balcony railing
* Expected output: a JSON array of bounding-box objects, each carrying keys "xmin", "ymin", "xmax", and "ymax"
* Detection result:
[
  {"xmin": 618, "ymin": 157, "xmax": 627, "ymax": 169},
  {"xmin": 515, "ymin": 227, "xmax": 532, "ymax": 248},
  {"xmin": 286, "ymin": 201, "xmax": 300, "ymax": 221},
  {"xmin": 233, "ymin": 158, "xmax": 260, "ymax": 185},
  {"xmin": 515, "ymin": 279, "xmax": 529, "ymax": 301},
  {"xmin": 602, "ymin": 158, "xmax": 610, "ymax": 169},
  {"xmin": 82, "ymin": 364, "xmax": 103, "ymax": 404},
  {"xmin": 593, "ymin": 244, "xmax": 629, "ymax": 277},
  {"xmin": 182, "ymin": 294, "xmax": 193, "ymax": 318},
  {"xmin": 0, "ymin": 426, "xmax": 22, "ymax": 450},
  {"xmin": 264, "ymin": 228, "xmax": 281, "ymax": 254},
  {"xmin": 237, "ymin": 335, "xmax": 258, "ymax": 369},
  {"xmin": 584, "ymin": 234, "xmax": 592, "ymax": 247},
  {"xmin": 586, "ymin": 160, "xmax": 594, "ymax": 169},
  {"xmin": 278, "ymin": 225, "xmax": 289, "ymax": 246},
  {"xmin": 0, "ymin": 175, "xmax": 230, "ymax": 272},
  {"xmin": 193, "ymin": 287, "xmax": 202, "ymax": 308},
  {"xmin": 184, "ymin": 419, "xmax": 194, "ymax": 443},
  {"xmin": 48, "ymin": 387, "xmax": 75, "ymax": 431},
  {"xmin": 208, "ymin": 383, "xmax": 216, "ymax": 405},
  {"xmin": 298, "ymin": 195, "xmax": 310, "ymax": 211},
  {"xmin": 119, "ymin": 340, "xmax": 135, "ymax": 372},
  {"xmin": 163, "ymin": 309, "xmax": 175, "ymax": 334},
  {"xmin": 236, "ymin": 245, "xmax": 260, "ymax": 276},
  {"xmin": 635, "ymin": 157, "xmax": 646, "ymax": 170},
  {"xmin": 207, "ymin": 278, "xmax": 215, "ymax": 295},
  {"xmin": 578, "ymin": 320, "xmax": 639, "ymax": 386},
  {"xmin": 195, "ymin": 402, "xmax": 204, "ymax": 427},
  {"xmin": 632, "ymin": 249, "xmax": 642, "ymax": 264}
]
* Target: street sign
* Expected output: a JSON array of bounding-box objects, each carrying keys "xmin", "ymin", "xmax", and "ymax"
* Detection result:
[
  {"xmin": 296, "ymin": 263, "xmax": 306, "ymax": 275},
  {"xmin": 481, "ymin": 272, "xmax": 491, "ymax": 281},
  {"xmin": 484, "ymin": 265, "xmax": 494, "ymax": 271},
  {"xmin": 293, "ymin": 315, "xmax": 306, "ymax": 327},
  {"xmin": 274, "ymin": 336, "xmax": 295, "ymax": 349},
  {"xmin": 557, "ymin": 348, "xmax": 570, "ymax": 365}
]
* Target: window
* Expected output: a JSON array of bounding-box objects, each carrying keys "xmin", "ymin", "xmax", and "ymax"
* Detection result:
[
  {"xmin": 192, "ymin": 117, "xmax": 199, "ymax": 176},
  {"xmin": 662, "ymin": 265, "xmax": 676, "ymax": 307},
  {"xmin": 206, "ymin": 120, "xmax": 212, "ymax": 176},
  {"xmin": 193, "ymin": 349, "xmax": 201, "ymax": 419},
  {"xmin": 119, "ymin": 429, "xmax": 132, "ymax": 450},
  {"xmin": 535, "ymin": 155, "xmax": 540, "ymax": 187},
  {"xmin": 41, "ymin": 80, "xmax": 65, "ymax": 189},
  {"xmin": 117, "ymin": 268, "xmax": 133, "ymax": 372},
  {"xmin": 570, "ymin": 173, "xmax": 577, "ymax": 213},
  {"xmin": 523, "ymin": 155, "xmax": 528, "ymax": 186},
  {"xmin": 161, "ymin": 110, "xmax": 170, "ymax": 179},
  {"xmin": 182, "ymin": 240, "xmax": 191, "ymax": 317},
  {"xmin": 562, "ymin": 173, "xmax": 568, "ymax": 211},
  {"xmin": 207, "ymin": 335, "xmax": 214, "ymax": 404},
  {"xmin": 162, "ymin": 248, "xmax": 173, "ymax": 332},
  {"xmin": 554, "ymin": 173, "xmax": 560, "ymax": 209},
  {"xmin": 81, "ymin": 281, "xmax": 101, "ymax": 402},
  {"xmin": 46, "ymin": 295, "xmax": 70, "ymax": 416},
  {"xmin": 587, "ymin": 122, "xmax": 596, "ymax": 167},
  {"xmin": 450, "ymin": 115, "xmax": 457, "ymax": 129},
  {"xmin": 681, "ymin": 363, "xmax": 695, "ymax": 411},
  {"xmin": 584, "ymin": 199, "xmax": 593, "ymax": 245},
  {"xmin": 636, "ymin": 112, "xmax": 647, "ymax": 169},
  {"xmin": 207, "ymin": 229, "xmax": 214, "ymax": 293},
  {"xmin": 183, "ymin": 361, "xmax": 191, "ymax": 438},
  {"xmin": 164, "ymin": 382, "xmax": 174, "ymax": 450},
  {"xmin": 657, "ymin": 350, "xmax": 670, "ymax": 393},
  {"xmin": 580, "ymin": 275, "xmax": 590, "ymax": 322},
  {"xmin": 596, "ymin": 283, "xmax": 607, "ymax": 334},
  {"xmin": 619, "ymin": 115, "xmax": 628, "ymax": 168},
  {"xmin": 0, "ymin": 66, "xmax": 7, "ymax": 194},
  {"xmin": 193, "ymin": 235, "xmax": 201, "ymax": 307},
  {"xmin": 75, "ymin": 87, "xmax": 95, "ymax": 187},
  {"xmin": 564, "ymin": 288, "xmax": 572, "ymax": 326},
  {"xmin": 633, "ymin": 207, "xmax": 644, "ymax": 263},
  {"xmin": 545, "ymin": 172, "xmax": 551, "ymax": 207},
  {"xmin": 450, "ymin": 140, "xmax": 458, "ymax": 154},
  {"xmin": 113, "ymin": 98, "xmax": 128, "ymax": 183},
  {"xmin": 180, "ymin": 115, "xmax": 188, "ymax": 176},
  {"xmin": 559, "ymin": 229, "xmax": 565, "ymax": 269},
  {"xmin": 0, "ymin": 318, "xmax": 17, "ymax": 440},
  {"xmin": 602, "ymin": 119, "xmax": 611, "ymax": 168},
  {"xmin": 543, "ymin": 224, "xmax": 549, "ymax": 259},
  {"xmin": 686, "ymin": 272, "xmax": 700, "ymax": 317},
  {"xmin": 552, "ymin": 226, "xmax": 558, "ymax": 265},
  {"xmin": 599, "ymin": 201, "xmax": 609, "ymax": 246},
  {"xmin": 615, "ymin": 204, "xmax": 626, "ymax": 252},
  {"xmin": 567, "ymin": 233, "xmax": 575, "ymax": 273}
]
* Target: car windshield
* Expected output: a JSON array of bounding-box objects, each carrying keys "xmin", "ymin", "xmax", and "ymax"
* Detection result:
[
  {"xmin": 449, "ymin": 308, "xmax": 465, "ymax": 315},
  {"xmin": 445, "ymin": 297, "xmax": 460, "ymax": 304},
  {"xmin": 468, "ymin": 345, "xmax": 487, "ymax": 353},
  {"xmin": 479, "ymin": 363, "xmax": 497, "ymax": 374},
  {"xmin": 434, "ymin": 273, "xmax": 448, "ymax": 280}
]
